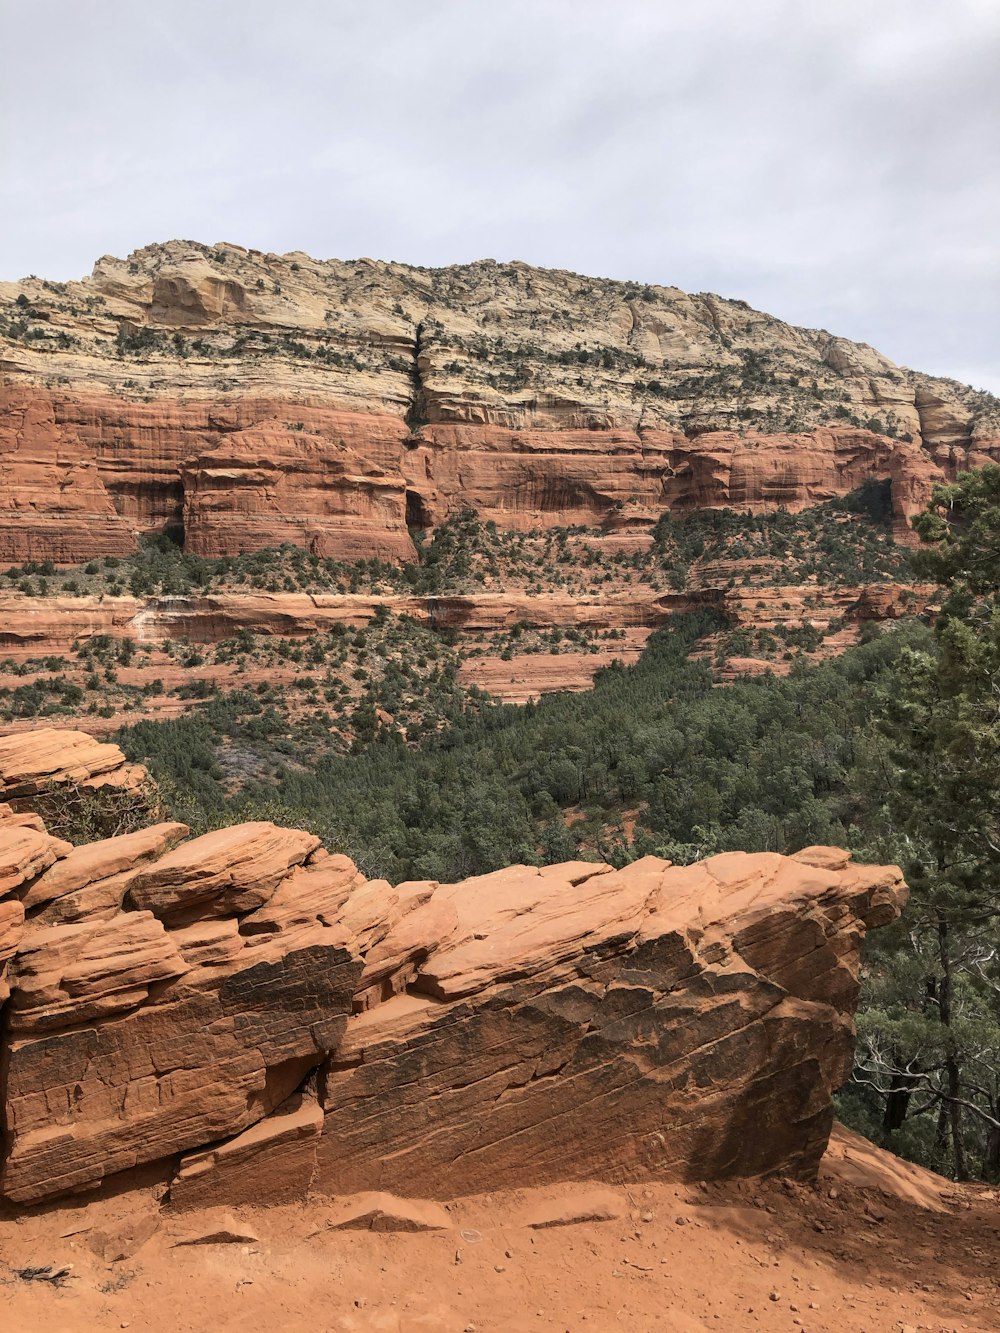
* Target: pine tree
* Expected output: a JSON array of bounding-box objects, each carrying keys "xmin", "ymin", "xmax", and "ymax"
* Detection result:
[{"xmin": 851, "ymin": 466, "xmax": 1000, "ymax": 1179}]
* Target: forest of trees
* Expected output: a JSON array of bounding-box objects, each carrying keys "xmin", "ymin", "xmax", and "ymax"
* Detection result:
[{"xmin": 112, "ymin": 469, "xmax": 1000, "ymax": 1183}]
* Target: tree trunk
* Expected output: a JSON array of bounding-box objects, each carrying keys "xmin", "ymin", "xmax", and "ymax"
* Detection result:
[
  {"xmin": 937, "ymin": 911, "xmax": 969, "ymax": 1180},
  {"xmin": 932, "ymin": 1102, "xmax": 949, "ymax": 1173},
  {"xmin": 984, "ymin": 1126, "xmax": 1000, "ymax": 1184},
  {"xmin": 882, "ymin": 1058, "xmax": 913, "ymax": 1133}
]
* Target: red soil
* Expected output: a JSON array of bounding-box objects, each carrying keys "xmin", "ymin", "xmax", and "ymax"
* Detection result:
[{"xmin": 1, "ymin": 1126, "xmax": 995, "ymax": 1332}]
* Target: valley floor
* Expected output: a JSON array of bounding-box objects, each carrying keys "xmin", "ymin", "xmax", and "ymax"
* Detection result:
[{"xmin": 1, "ymin": 1127, "xmax": 995, "ymax": 1332}]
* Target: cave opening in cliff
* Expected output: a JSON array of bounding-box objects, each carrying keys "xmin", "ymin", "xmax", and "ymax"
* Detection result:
[
  {"xmin": 845, "ymin": 476, "xmax": 893, "ymax": 524},
  {"xmin": 405, "ymin": 489, "xmax": 432, "ymax": 531},
  {"xmin": 163, "ymin": 520, "xmax": 186, "ymax": 549}
]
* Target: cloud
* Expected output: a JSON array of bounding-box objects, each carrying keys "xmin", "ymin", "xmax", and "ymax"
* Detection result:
[{"xmin": 1, "ymin": 0, "xmax": 997, "ymax": 390}]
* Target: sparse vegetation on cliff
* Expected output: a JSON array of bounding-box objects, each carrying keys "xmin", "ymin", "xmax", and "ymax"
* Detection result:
[
  {"xmin": 0, "ymin": 493, "xmax": 916, "ymax": 735},
  {"xmin": 4, "ymin": 239, "xmax": 1000, "ymax": 442}
]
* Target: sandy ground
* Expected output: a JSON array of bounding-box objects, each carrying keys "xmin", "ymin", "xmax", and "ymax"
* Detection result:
[{"xmin": 0, "ymin": 1127, "xmax": 996, "ymax": 1333}]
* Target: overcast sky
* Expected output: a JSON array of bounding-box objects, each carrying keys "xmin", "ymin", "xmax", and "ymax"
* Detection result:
[{"xmin": 2, "ymin": 0, "xmax": 998, "ymax": 391}]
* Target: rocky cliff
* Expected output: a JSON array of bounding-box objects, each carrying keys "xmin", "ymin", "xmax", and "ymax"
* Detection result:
[
  {"xmin": 2, "ymin": 241, "xmax": 998, "ymax": 563},
  {"xmin": 0, "ymin": 727, "xmax": 906, "ymax": 1209}
]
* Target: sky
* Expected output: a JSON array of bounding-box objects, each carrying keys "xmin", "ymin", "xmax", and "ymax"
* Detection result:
[{"xmin": 2, "ymin": 0, "xmax": 998, "ymax": 392}]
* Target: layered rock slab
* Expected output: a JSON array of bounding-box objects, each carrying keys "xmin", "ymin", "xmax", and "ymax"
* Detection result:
[
  {"xmin": 0, "ymin": 728, "xmax": 147, "ymax": 803},
  {"xmin": 1, "ymin": 922, "xmax": 360, "ymax": 1204},
  {"xmin": 0, "ymin": 802, "xmax": 361, "ymax": 1204},
  {"xmin": 313, "ymin": 850, "xmax": 906, "ymax": 1197},
  {"xmin": 0, "ymin": 735, "xmax": 906, "ymax": 1209},
  {"xmin": 170, "ymin": 1091, "xmax": 325, "ymax": 1210}
]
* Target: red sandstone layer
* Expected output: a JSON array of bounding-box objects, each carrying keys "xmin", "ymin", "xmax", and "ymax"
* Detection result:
[{"xmin": 3, "ymin": 385, "xmax": 997, "ymax": 565}]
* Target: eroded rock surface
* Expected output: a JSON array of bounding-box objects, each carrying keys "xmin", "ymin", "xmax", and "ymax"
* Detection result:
[
  {"xmin": 0, "ymin": 728, "xmax": 147, "ymax": 802},
  {"xmin": 313, "ymin": 850, "xmax": 904, "ymax": 1197},
  {"xmin": 0, "ymin": 747, "xmax": 362, "ymax": 1204},
  {"xmin": 0, "ymin": 730, "xmax": 907, "ymax": 1209},
  {"xmin": 2, "ymin": 241, "xmax": 998, "ymax": 566}
]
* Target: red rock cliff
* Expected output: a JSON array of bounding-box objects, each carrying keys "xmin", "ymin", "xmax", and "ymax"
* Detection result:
[{"xmin": 2, "ymin": 242, "xmax": 997, "ymax": 563}]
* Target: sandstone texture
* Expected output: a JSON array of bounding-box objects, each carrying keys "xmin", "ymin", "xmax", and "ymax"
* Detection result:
[
  {"xmin": 0, "ymin": 727, "xmax": 906, "ymax": 1209},
  {"xmin": 313, "ymin": 850, "xmax": 904, "ymax": 1197},
  {"xmin": 1, "ymin": 241, "xmax": 998, "ymax": 565},
  {"xmin": 0, "ymin": 833, "xmax": 360, "ymax": 1204},
  {"xmin": 0, "ymin": 728, "xmax": 147, "ymax": 802}
]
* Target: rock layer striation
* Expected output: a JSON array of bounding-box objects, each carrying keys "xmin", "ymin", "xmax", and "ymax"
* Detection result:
[
  {"xmin": 0, "ymin": 727, "xmax": 906, "ymax": 1208},
  {"xmin": 2, "ymin": 241, "xmax": 999, "ymax": 564}
]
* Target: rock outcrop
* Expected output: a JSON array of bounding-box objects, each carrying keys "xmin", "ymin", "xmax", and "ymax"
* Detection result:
[
  {"xmin": 312, "ymin": 850, "xmax": 904, "ymax": 1197},
  {"xmin": 0, "ymin": 728, "xmax": 147, "ymax": 802},
  {"xmin": 0, "ymin": 819, "xmax": 361, "ymax": 1204},
  {"xmin": 0, "ymin": 586, "xmax": 697, "ymax": 661},
  {"xmin": 0, "ymin": 728, "xmax": 907, "ymax": 1209},
  {"xmin": 2, "ymin": 241, "xmax": 998, "ymax": 566}
]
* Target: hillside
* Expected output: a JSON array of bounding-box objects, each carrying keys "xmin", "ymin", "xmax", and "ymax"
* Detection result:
[
  {"xmin": 2, "ymin": 240, "xmax": 999, "ymax": 567},
  {"xmin": 0, "ymin": 241, "xmax": 987, "ymax": 718}
]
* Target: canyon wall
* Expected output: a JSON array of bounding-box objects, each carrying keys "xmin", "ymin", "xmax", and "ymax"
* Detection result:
[
  {"xmin": 2, "ymin": 241, "xmax": 998, "ymax": 565},
  {"xmin": 0, "ymin": 581, "xmax": 936, "ymax": 665},
  {"xmin": 0, "ymin": 728, "xmax": 906, "ymax": 1208}
]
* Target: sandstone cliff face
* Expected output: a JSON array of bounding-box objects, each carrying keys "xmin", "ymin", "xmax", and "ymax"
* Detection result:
[
  {"xmin": 0, "ymin": 587, "xmax": 690, "ymax": 660},
  {"xmin": 1, "ymin": 241, "xmax": 998, "ymax": 564},
  {"xmin": 5, "ymin": 382, "xmax": 981, "ymax": 563},
  {"xmin": 0, "ymin": 727, "xmax": 906, "ymax": 1208},
  {"xmin": 179, "ymin": 403, "xmax": 415, "ymax": 561}
]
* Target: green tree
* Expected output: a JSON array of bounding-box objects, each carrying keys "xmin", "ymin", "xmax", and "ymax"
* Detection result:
[{"xmin": 848, "ymin": 466, "xmax": 1000, "ymax": 1179}]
